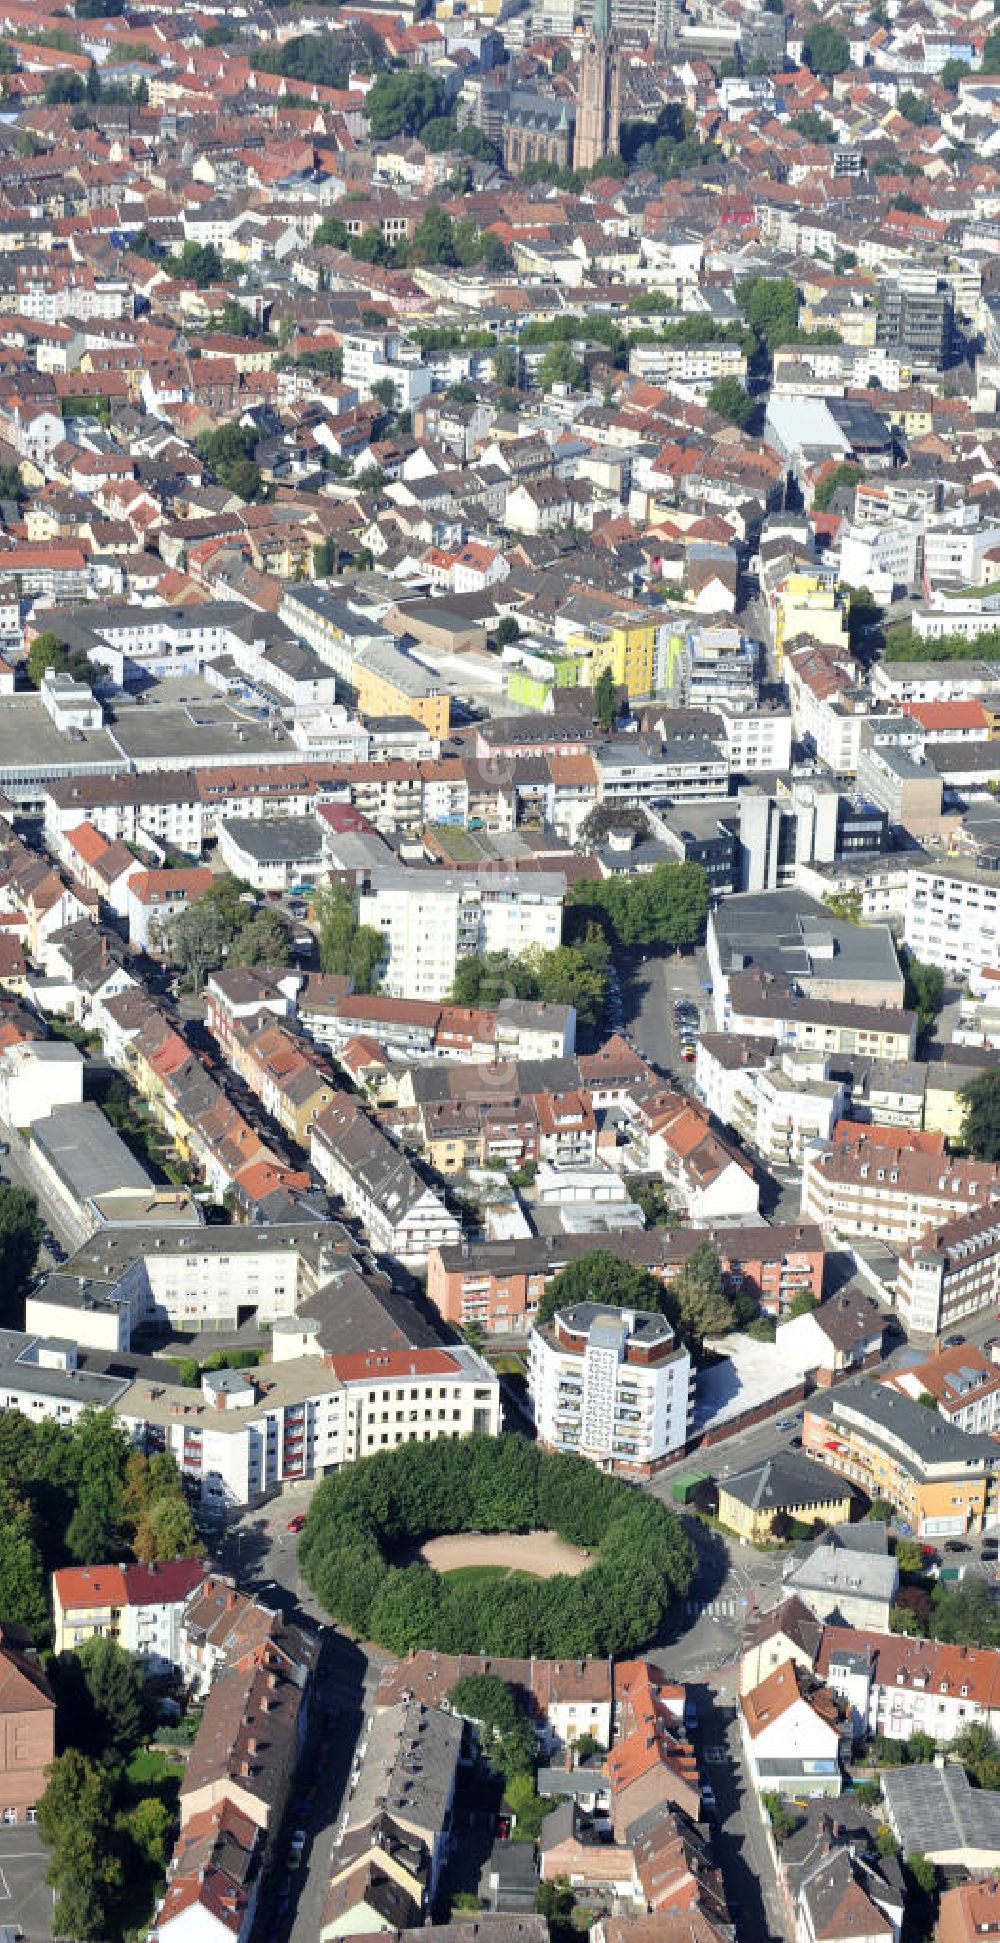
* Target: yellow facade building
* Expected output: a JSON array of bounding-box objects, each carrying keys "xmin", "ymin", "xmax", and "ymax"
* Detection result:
[
  {"xmin": 804, "ymin": 1378, "xmax": 999, "ymax": 1537},
  {"xmin": 773, "ymin": 573, "xmax": 849, "ymax": 670}
]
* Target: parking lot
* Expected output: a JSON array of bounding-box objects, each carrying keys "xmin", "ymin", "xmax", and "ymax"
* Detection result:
[{"xmin": 0, "ymin": 1824, "xmax": 54, "ymax": 1941}]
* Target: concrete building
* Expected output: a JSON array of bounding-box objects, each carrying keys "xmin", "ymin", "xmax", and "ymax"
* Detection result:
[
  {"xmin": 529, "ymin": 1301, "xmax": 692, "ymax": 1476},
  {"xmin": 740, "ymin": 1659, "xmax": 844, "ymax": 1800},
  {"xmin": 801, "ymin": 1132, "xmax": 1000, "ymax": 1249},
  {"xmin": 311, "ymin": 1095, "xmax": 461, "ymax": 1264},
  {"xmin": 0, "ymin": 1039, "xmax": 84, "ymax": 1129},
  {"xmin": 217, "ymin": 816, "xmax": 326, "ymax": 893},
  {"xmin": 718, "ymin": 1454, "xmax": 854, "ymax": 1544},
  {"xmin": 52, "ymin": 1558, "xmax": 207, "ymax": 1675}
]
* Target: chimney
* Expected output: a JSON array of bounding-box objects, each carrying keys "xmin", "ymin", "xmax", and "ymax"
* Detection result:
[{"xmin": 226, "ymin": 1592, "xmax": 237, "ymax": 1611}]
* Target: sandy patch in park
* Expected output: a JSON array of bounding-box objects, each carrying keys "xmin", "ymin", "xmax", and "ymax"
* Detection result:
[{"xmin": 418, "ymin": 1529, "xmax": 590, "ymax": 1578}]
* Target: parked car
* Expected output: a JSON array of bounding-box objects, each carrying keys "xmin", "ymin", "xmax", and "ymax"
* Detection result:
[
  {"xmin": 945, "ymin": 1540, "xmax": 971, "ymax": 1554},
  {"xmin": 944, "ymin": 1335, "xmax": 966, "ymax": 1348},
  {"xmin": 287, "ymin": 1514, "xmax": 306, "ymax": 1533},
  {"xmin": 775, "ymin": 1416, "xmax": 796, "ymax": 1431},
  {"xmin": 287, "ymin": 1830, "xmax": 306, "ymax": 1870}
]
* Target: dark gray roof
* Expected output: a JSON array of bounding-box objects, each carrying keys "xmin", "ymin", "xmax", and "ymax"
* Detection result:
[
  {"xmin": 883, "ymin": 1762, "xmax": 1000, "ymax": 1858},
  {"xmin": 722, "ymin": 1452, "xmax": 854, "ymax": 1515},
  {"xmin": 809, "ymin": 1377, "xmax": 1000, "ymax": 1472}
]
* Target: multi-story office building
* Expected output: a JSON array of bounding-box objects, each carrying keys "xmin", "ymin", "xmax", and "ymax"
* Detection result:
[
  {"xmin": 877, "ymin": 277, "xmax": 954, "ymax": 371},
  {"xmin": 529, "ymin": 1301, "xmax": 692, "ymax": 1476}
]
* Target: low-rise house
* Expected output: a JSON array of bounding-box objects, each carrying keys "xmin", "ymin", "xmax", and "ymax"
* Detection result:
[
  {"xmin": 153, "ymin": 1800, "xmax": 263, "ymax": 1943},
  {"xmin": 783, "ymin": 1527, "xmax": 899, "ymax": 1632},
  {"xmin": 881, "ymin": 1761, "xmax": 1000, "ymax": 1871},
  {"xmin": 818, "ymin": 1625, "xmax": 1000, "ymax": 1746},
  {"xmin": 775, "ymin": 1290, "xmax": 886, "ymax": 1389},
  {"xmin": 882, "ymin": 1344, "xmax": 1000, "ymax": 1434},
  {"xmin": 740, "ymin": 1596, "xmax": 825, "ymax": 1697},
  {"xmin": 310, "ymin": 1094, "xmax": 461, "ymax": 1264},
  {"xmin": 740, "ymin": 1659, "xmax": 845, "ymax": 1800},
  {"xmin": 53, "ymin": 1558, "xmax": 208, "ymax": 1675},
  {"xmin": 607, "ymin": 1662, "xmax": 703, "ymax": 1837},
  {"xmin": 376, "ymin": 1651, "xmax": 613, "ymax": 1752},
  {"xmin": 779, "ymin": 1805, "xmax": 904, "ymax": 1943},
  {"xmin": 179, "ymin": 1624, "xmax": 316, "ymax": 1837},
  {"xmin": 938, "ymin": 1876, "xmax": 1000, "ymax": 1943},
  {"xmin": 718, "ymin": 1454, "xmax": 854, "ymax": 1543}
]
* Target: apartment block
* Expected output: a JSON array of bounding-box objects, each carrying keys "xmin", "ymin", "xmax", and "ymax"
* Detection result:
[
  {"xmin": 896, "ymin": 1205, "xmax": 1000, "ymax": 1339},
  {"xmin": 52, "ymin": 1558, "xmax": 207, "ymax": 1673},
  {"xmin": 801, "ymin": 1132, "xmax": 1000, "ymax": 1247},
  {"xmin": 904, "ymin": 859, "xmax": 1000, "ymax": 984},
  {"xmin": 310, "ymin": 1095, "xmax": 461, "ymax": 1263},
  {"xmin": 359, "ymin": 867, "xmax": 564, "ymax": 1002},
  {"xmin": 529, "ymin": 1301, "xmax": 692, "ymax": 1475},
  {"xmin": 803, "ymin": 1378, "xmax": 1000, "ymax": 1537}
]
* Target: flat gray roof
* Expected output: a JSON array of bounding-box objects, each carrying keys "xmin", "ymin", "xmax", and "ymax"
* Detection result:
[
  {"xmin": 106, "ymin": 697, "xmax": 300, "ymax": 767},
  {"xmin": 220, "ymin": 815, "xmax": 324, "ymax": 863},
  {"xmin": 0, "ymin": 696, "xmax": 122, "ymax": 778},
  {"xmin": 31, "ymin": 1102, "xmax": 152, "ymax": 1204}
]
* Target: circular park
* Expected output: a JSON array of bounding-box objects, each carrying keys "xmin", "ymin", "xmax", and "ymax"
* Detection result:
[{"xmin": 298, "ymin": 1435, "xmax": 695, "ymax": 1658}]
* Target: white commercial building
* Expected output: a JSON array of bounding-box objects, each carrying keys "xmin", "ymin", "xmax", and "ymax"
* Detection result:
[
  {"xmin": 529, "ymin": 1301, "xmax": 692, "ymax": 1476},
  {"xmin": 360, "ymin": 867, "xmax": 564, "ymax": 1002}
]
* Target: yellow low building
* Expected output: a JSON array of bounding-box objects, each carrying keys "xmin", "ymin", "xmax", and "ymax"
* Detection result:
[
  {"xmin": 354, "ymin": 641, "xmax": 450, "ymax": 737},
  {"xmin": 774, "ymin": 573, "xmax": 849, "ymax": 670},
  {"xmin": 718, "ymin": 1452, "xmax": 854, "ymax": 1543}
]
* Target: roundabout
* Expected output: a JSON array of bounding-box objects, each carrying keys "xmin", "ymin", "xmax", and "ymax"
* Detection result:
[{"xmin": 299, "ymin": 1434, "xmax": 695, "ymax": 1658}]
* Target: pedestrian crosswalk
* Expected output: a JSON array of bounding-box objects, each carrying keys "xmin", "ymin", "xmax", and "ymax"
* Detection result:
[{"xmin": 688, "ymin": 1595, "xmax": 746, "ymax": 1621}]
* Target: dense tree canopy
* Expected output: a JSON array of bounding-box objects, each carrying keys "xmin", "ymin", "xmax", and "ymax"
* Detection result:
[
  {"xmin": 707, "ymin": 376, "xmax": 754, "ymax": 428},
  {"xmin": 0, "ymin": 1184, "xmax": 42, "ymax": 1326},
  {"xmin": 313, "ymin": 879, "xmax": 384, "ymax": 992},
  {"xmin": 26, "ymin": 630, "xmax": 93, "ymax": 691},
  {"xmin": 450, "ymin": 934, "xmax": 610, "ymax": 1030},
  {"xmin": 365, "ymin": 70, "xmax": 445, "ymax": 141},
  {"xmin": 300, "ymin": 1435, "xmax": 695, "ymax": 1657},
  {"xmin": 196, "ymin": 419, "xmax": 263, "ymax": 503},
  {"xmin": 961, "ymin": 1070, "xmax": 1000, "ymax": 1164},
  {"xmin": 802, "ymin": 22, "xmax": 850, "ymax": 76},
  {"xmin": 813, "ymin": 462, "xmax": 862, "ymax": 512},
  {"xmin": 536, "ymin": 1244, "xmax": 737, "ymax": 1357},
  {"xmin": 166, "ymin": 875, "xmax": 290, "ymax": 988},
  {"xmin": 567, "ymin": 860, "xmax": 710, "ymax": 954}
]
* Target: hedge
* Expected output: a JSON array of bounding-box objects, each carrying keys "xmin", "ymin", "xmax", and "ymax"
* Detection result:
[{"xmin": 298, "ymin": 1435, "xmax": 695, "ymax": 1657}]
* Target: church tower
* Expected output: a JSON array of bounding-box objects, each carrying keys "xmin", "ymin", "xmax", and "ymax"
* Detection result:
[{"xmin": 573, "ymin": 0, "xmax": 621, "ymax": 173}]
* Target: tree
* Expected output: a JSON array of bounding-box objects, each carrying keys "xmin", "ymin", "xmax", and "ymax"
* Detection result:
[
  {"xmin": 68, "ymin": 1635, "xmax": 145, "ymax": 1762},
  {"xmin": 868, "ymin": 1499, "xmax": 895, "ymax": 1523},
  {"xmin": 931, "ymin": 1574, "xmax": 1000, "ymax": 1649},
  {"xmin": 787, "ymin": 1290, "xmax": 817, "ymax": 1319},
  {"xmin": 537, "ymin": 1251, "xmax": 666, "ymax": 1329},
  {"xmin": 538, "ymin": 343, "xmax": 585, "ymax": 393},
  {"xmin": 196, "ymin": 420, "xmax": 262, "ymax": 501},
  {"xmin": 38, "ymin": 1749, "xmax": 122, "ymax": 1942},
  {"xmin": 365, "ymin": 70, "xmax": 445, "ymax": 141},
  {"xmin": 895, "ymin": 1538, "xmax": 925, "ymax": 1575},
  {"xmin": 961, "ymin": 1069, "xmax": 1000, "ymax": 1164},
  {"xmin": 736, "ymin": 273, "xmax": 800, "ymax": 352},
  {"xmin": 984, "ymin": 31, "xmax": 1000, "ymax": 74},
  {"xmin": 45, "ymin": 70, "xmax": 86, "ymax": 104},
  {"xmin": 707, "ymin": 376, "xmax": 754, "ymax": 428},
  {"xmin": 228, "ymin": 907, "xmax": 292, "ymax": 969},
  {"xmin": 313, "ymin": 879, "xmax": 383, "ymax": 992},
  {"xmin": 26, "ymin": 629, "xmax": 91, "ymax": 689},
  {"xmin": 671, "ymin": 1242, "xmax": 733, "ymax": 1353},
  {"xmin": 941, "ymin": 58, "xmax": 970, "ymax": 89},
  {"xmin": 65, "ymin": 1409, "xmax": 129, "ymax": 1565},
  {"xmin": 901, "ymin": 949, "xmax": 944, "ymax": 1044},
  {"xmin": 211, "ymin": 298, "xmax": 259, "ymax": 338},
  {"xmin": 813, "ymin": 461, "xmax": 862, "ymax": 511},
  {"xmin": 409, "ymin": 207, "xmax": 458, "ymax": 267},
  {"xmin": 0, "ymin": 1186, "xmax": 42, "ymax": 1325},
  {"xmin": 169, "ymin": 897, "xmax": 234, "ymax": 991},
  {"xmin": 906, "ymin": 1851, "xmax": 936, "ymax": 1896},
  {"xmin": 954, "ymin": 1722, "xmax": 1000, "ymax": 1791},
  {"xmin": 0, "ymin": 1480, "xmax": 48, "ymax": 1639},
  {"xmin": 567, "ymin": 861, "xmax": 710, "ymax": 954},
  {"xmin": 593, "ymin": 667, "xmax": 616, "ymax": 732},
  {"xmin": 802, "ymin": 23, "xmax": 850, "ymax": 76},
  {"xmin": 496, "ymin": 616, "xmax": 522, "ymax": 648},
  {"xmin": 170, "ymin": 240, "xmax": 225, "ymax": 287},
  {"xmin": 123, "ymin": 1794, "xmax": 172, "ymax": 1871},
  {"xmin": 124, "ymin": 1449, "xmax": 198, "ymax": 1562}
]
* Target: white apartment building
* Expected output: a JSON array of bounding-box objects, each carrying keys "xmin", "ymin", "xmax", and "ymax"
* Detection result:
[
  {"xmin": 341, "ymin": 328, "xmax": 433, "ymax": 409},
  {"xmin": 0, "ymin": 1040, "xmax": 84, "ymax": 1129},
  {"xmin": 627, "ymin": 340, "xmax": 747, "ymax": 387},
  {"xmin": 529, "ymin": 1302, "xmax": 692, "ymax": 1477},
  {"xmin": 913, "ymin": 595, "xmax": 1000, "ymax": 644},
  {"xmin": 904, "ymin": 859, "xmax": 1000, "ymax": 983},
  {"xmin": 119, "ymin": 1343, "xmax": 501, "ymax": 1514},
  {"xmin": 52, "ymin": 1558, "xmax": 206, "ymax": 1675},
  {"xmin": 838, "ymin": 521, "xmax": 921, "ymax": 601},
  {"xmin": 718, "ymin": 703, "xmax": 792, "ymax": 774},
  {"xmin": 360, "ymin": 867, "xmax": 564, "ymax": 1002}
]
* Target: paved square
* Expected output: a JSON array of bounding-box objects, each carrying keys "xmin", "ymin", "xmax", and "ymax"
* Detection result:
[{"xmin": 0, "ymin": 1825, "xmax": 53, "ymax": 1942}]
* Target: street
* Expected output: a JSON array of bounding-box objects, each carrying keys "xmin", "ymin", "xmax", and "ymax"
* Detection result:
[{"xmin": 621, "ymin": 947, "xmax": 710, "ymax": 1074}]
